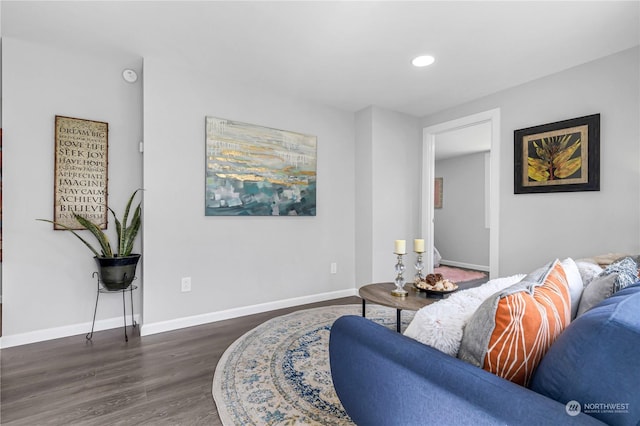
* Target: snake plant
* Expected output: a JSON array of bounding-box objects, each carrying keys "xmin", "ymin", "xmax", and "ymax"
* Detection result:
[{"xmin": 38, "ymin": 189, "xmax": 142, "ymax": 258}]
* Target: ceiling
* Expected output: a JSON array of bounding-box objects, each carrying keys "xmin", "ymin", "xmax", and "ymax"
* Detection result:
[
  {"xmin": 2, "ymin": 1, "xmax": 639, "ymax": 118},
  {"xmin": 435, "ymin": 121, "xmax": 491, "ymax": 161}
]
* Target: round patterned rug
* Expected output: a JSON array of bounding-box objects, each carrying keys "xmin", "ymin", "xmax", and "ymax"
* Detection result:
[{"xmin": 212, "ymin": 304, "xmax": 414, "ymax": 425}]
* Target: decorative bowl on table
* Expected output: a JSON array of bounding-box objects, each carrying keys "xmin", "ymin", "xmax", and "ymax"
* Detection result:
[{"xmin": 413, "ymin": 273, "xmax": 458, "ymax": 298}]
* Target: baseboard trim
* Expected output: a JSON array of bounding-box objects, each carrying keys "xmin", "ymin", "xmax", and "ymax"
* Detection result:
[
  {"xmin": 140, "ymin": 288, "xmax": 358, "ymax": 337},
  {"xmin": 1, "ymin": 288, "xmax": 359, "ymax": 347},
  {"xmin": 439, "ymin": 259, "xmax": 490, "ymax": 272},
  {"xmin": 0, "ymin": 315, "xmax": 141, "ymax": 349}
]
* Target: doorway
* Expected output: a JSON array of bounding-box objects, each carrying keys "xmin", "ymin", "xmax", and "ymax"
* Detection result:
[{"xmin": 421, "ymin": 109, "xmax": 500, "ymax": 278}]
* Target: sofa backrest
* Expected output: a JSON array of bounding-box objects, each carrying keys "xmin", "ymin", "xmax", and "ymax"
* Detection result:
[{"xmin": 530, "ymin": 282, "xmax": 640, "ymax": 426}]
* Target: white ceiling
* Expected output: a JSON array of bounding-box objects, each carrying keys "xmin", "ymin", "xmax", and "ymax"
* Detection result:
[
  {"xmin": 2, "ymin": 1, "xmax": 639, "ymax": 118},
  {"xmin": 435, "ymin": 121, "xmax": 491, "ymax": 161}
]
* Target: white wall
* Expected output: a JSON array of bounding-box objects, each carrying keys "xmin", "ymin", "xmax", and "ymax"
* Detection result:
[
  {"xmin": 370, "ymin": 108, "xmax": 422, "ymax": 281},
  {"xmin": 423, "ymin": 47, "xmax": 640, "ymax": 276},
  {"xmin": 434, "ymin": 152, "xmax": 489, "ymax": 268},
  {"xmin": 2, "ymin": 38, "xmax": 143, "ymax": 345},
  {"xmin": 141, "ymin": 56, "xmax": 356, "ymax": 332},
  {"xmin": 354, "ymin": 108, "xmax": 374, "ymax": 286},
  {"xmin": 2, "ymin": 39, "xmax": 637, "ymax": 346},
  {"xmin": 354, "ymin": 106, "xmax": 422, "ymax": 286},
  {"xmin": 1, "ymin": 39, "xmax": 3, "ymax": 302}
]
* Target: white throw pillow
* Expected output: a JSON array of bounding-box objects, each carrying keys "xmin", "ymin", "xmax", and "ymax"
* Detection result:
[
  {"xmin": 575, "ymin": 260, "xmax": 604, "ymax": 288},
  {"xmin": 560, "ymin": 258, "xmax": 584, "ymax": 320},
  {"xmin": 403, "ymin": 274, "xmax": 526, "ymax": 356}
]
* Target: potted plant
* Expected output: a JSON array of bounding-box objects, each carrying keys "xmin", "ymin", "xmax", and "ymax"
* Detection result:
[{"xmin": 38, "ymin": 189, "xmax": 142, "ymax": 290}]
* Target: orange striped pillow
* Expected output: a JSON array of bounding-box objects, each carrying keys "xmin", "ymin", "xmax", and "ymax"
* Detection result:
[{"xmin": 459, "ymin": 260, "xmax": 571, "ymax": 386}]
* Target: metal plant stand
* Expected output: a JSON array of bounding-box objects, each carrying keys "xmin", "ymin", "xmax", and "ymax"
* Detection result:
[{"xmin": 86, "ymin": 271, "xmax": 138, "ymax": 342}]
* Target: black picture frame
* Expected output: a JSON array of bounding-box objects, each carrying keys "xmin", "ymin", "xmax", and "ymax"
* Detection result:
[{"xmin": 514, "ymin": 114, "xmax": 600, "ymax": 194}]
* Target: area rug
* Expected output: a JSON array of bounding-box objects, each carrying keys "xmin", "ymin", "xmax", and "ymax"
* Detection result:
[
  {"xmin": 212, "ymin": 304, "xmax": 414, "ymax": 425},
  {"xmin": 434, "ymin": 265, "xmax": 487, "ymax": 283}
]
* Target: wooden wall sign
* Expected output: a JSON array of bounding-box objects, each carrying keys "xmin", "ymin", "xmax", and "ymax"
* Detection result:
[{"xmin": 54, "ymin": 116, "xmax": 108, "ymax": 229}]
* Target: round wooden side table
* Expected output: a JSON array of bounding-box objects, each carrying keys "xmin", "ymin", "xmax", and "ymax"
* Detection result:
[{"xmin": 358, "ymin": 282, "xmax": 436, "ymax": 332}]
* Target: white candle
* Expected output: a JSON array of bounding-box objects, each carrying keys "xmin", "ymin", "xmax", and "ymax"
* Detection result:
[
  {"xmin": 414, "ymin": 239, "xmax": 425, "ymax": 253},
  {"xmin": 394, "ymin": 240, "xmax": 406, "ymax": 255}
]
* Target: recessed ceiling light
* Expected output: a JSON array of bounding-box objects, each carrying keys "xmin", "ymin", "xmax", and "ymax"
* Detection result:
[
  {"xmin": 122, "ymin": 69, "xmax": 138, "ymax": 83},
  {"xmin": 412, "ymin": 55, "xmax": 435, "ymax": 68}
]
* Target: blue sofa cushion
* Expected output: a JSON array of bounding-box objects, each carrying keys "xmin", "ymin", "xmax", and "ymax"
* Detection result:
[
  {"xmin": 530, "ymin": 283, "xmax": 640, "ymax": 426},
  {"xmin": 330, "ymin": 315, "xmax": 604, "ymax": 425}
]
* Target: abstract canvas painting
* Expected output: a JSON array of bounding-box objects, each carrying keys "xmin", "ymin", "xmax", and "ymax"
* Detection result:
[{"xmin": 205, "ymin": 117, "xmax": 317, "ymax": 216}]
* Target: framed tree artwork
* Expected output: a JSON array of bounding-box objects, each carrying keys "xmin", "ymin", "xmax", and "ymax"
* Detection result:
[{"xmin": 514, "ymin": 114, "xmax": 600, "ymax": 194}]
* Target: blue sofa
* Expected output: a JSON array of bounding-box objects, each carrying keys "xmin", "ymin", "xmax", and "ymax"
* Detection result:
[{"xmin": 329, "ymin": 283, "xmax": 640, "ymax": 425}]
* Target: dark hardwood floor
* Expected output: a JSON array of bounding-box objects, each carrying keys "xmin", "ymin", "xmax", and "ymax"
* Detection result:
[{"xmin": 1, "ymin": 296, "xmax": 360, "ymax": 425}]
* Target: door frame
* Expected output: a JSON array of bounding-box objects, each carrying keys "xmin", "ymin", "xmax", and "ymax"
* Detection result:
[{"xmin": 421, "ymin": 108, "xmax": 501, "ymax": 278}]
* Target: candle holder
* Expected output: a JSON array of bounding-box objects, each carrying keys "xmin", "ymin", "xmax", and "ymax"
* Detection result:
[
  {"xmin": 391, "ymin": 253, "xmax": 408, "ymax": 297},
  {"xmin": 414, "ymin": 251, "xmax": 425, "ymax": 284}
]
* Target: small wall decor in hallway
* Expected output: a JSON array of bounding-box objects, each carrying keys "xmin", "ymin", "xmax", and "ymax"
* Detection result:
[
  {"xmin": 514, "ymin": 114, "xmax": 600, "ymax": 194},
  {"xmin": 54, "ymin": 116, "xmax": 109, "ymax": 229},
  {"xmin": 205, "ymin": 117, "xmax": 317, "ymax": 216},
  {"xmin": 434, "ymin": 177, "xmax": 443, "ymax": 209}
]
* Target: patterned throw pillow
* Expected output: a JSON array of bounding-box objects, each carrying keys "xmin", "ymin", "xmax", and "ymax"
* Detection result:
[
  {"xmin": 458, "ymin": 260, "xmax": 571, "ymax": 387},
  {"xmin": 601, "ymin": 257, "xmax": 639, "ymax": 292},
  {"xmin": 576, "ymin": 257, "xmax": 639, "ymax": 317}
]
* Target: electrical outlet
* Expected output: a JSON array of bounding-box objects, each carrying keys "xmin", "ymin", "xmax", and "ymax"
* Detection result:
[
  {"xmin": 330, "ymin": 262, "xmax": 337, "ymax": 274},
  {"xmin": 181, "ymin": 277, "xmax": 192, "ymax": 292}
]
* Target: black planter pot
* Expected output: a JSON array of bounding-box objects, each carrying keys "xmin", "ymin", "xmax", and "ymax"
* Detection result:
[{"xmin": 94, "ymin": 254, "xmax": 141, "ymax": 290}]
